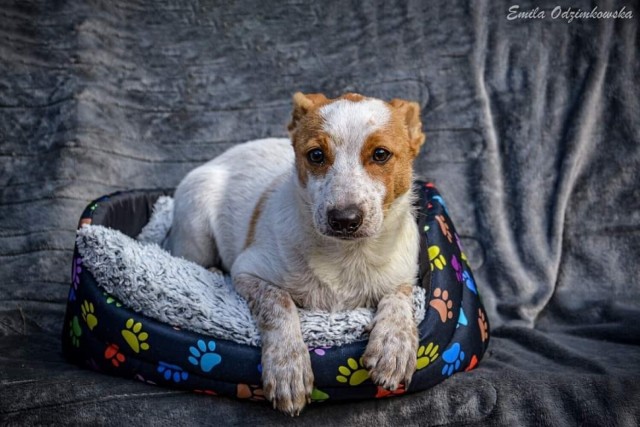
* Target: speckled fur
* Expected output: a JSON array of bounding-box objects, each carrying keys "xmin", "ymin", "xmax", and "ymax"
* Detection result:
[{"xmin": 165, "ymin": 92, "xmax": 425, "ymax": 415}]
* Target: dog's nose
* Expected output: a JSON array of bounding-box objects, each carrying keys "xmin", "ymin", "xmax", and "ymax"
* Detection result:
[{"xmin": 328, "ymin": 206, "xmax": 363, "ymax": 234}]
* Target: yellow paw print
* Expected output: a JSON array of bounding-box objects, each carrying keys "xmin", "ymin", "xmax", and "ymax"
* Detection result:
[
  {"xmin": 336, "ymin": 357, "xmax": 370, "ymax": 386},
  {"xmin": 121, "ymin": 318, "xmax": 150, "ymax": 353},
  {"xmin": 428, "ymin": 245, "xmax": 447, "ymax": 271},
  {"xmin": 81, "ymin": 300, "xmax": 98, "ymax": 331},
  {"xmin": 416, "ymin": 342, "xmax": 439, "ymax": 370}
]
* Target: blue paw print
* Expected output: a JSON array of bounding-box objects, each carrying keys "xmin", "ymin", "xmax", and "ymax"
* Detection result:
[
  {"xmin": 463, "ymin": 271, "xmax": 477, "ymax": 294},
  {"xmin": 441, "ymin": 343, "xmax": 465, "ymax": 376},
  {"xmin": 188, "ymin": 340, "xmax": 221, "ymax": 373},
  {"xmin": 158, "ymin": 361, "xmax": 189, "ymax": 382},
  {"xmin": 457, "ymin": 307, "xmax": 468, "ymax": 329},
  {"xmin": 432, "ymin": 195, "xmax": 449, "ymax": 215}
]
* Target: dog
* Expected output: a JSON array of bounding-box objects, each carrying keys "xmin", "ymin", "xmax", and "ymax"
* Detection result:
[{"xmin": 165, "ymin": 92, "xmax": 426, "ymax": 415}]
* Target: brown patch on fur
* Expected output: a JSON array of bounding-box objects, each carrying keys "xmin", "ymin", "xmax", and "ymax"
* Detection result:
[
  {"xmin": 287, "ymin": 92, "xmax": 424, "ymax": 195},
  {"xmin": 397, "ymin": 283, "xmax": 413, "ymax": 297},
  {"xmin": 361, "ymin": 99, "xmax": 426, "ymax": 207},
  {"xmin": 244, "ymin": 180, "xmax": 279, "ymax": 248},
  {"xmin": 340, "ymin": 92, "xmax": 366, "ymax": 102},
  {"xmin": 292, "ymin": 132, "xmax": 335, "ymax": 187},
  {"xmin": 388, "ymin": 99, "xmax": 426, "ymax": 156},
  {"xmin": 288, "ymin": 92, "xmax": 336, "ymax": 187}
]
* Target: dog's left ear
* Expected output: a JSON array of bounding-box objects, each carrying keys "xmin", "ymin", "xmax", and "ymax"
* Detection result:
[
  {"xmin": 389, "ymin": 99, "xmax": 426, "ymax": 156},
  {"xmin": 288, "ymin": 92, "xmax": 329, "ymax": 133}
]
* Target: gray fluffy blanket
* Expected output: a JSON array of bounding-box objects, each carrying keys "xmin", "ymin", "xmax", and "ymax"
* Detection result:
[{"xmin": 1, "ymin": 0, "xmax": 639, "ymax": 425}]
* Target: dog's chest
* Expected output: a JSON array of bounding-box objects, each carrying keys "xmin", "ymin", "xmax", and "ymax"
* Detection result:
[{"xmin": 296, "ymin": 243, "xmax": 407, "ymax": 310}]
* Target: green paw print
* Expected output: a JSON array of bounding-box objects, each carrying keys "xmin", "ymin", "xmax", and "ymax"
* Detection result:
[
  {"xmin": 69, "ymin": 316, "xmax": 82, "ymax": 347},
  {"xmin": 336, "ymin": 357, "xmax": 370, "ymax": 386},
  {"xmin": 121, "ymin": 318, "xmax": 150, "ymax": 353},
  {"xmin": 103, "ymin": 292, "xmax": 122, "ymax": 307},
  {"xmin": 81, "ymin": 300, "xmax": 98, "ymax": 331},
  {"xmin": 428, "ymin": 245, "xmax": 447, "ymax": 271},
  {"xmin": 416, "ymin": 342, "xmax": 439, "ymax": 370},
  {"xmin": 311, "ymin": 388, "xmax": 329, "ymax": 402}
]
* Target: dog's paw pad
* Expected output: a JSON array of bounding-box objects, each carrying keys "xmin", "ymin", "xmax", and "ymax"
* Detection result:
[{"xmin": 336, "ymin": 357, "xmax": 370, "ymax": 386}]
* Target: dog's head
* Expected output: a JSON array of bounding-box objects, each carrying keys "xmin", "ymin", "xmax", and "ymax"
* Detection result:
[{"xmin": 288, "ymin": 92, "xmax": 425, "ymax": 240}]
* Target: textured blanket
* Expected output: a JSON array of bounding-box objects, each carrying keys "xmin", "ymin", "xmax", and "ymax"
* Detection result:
[{"xmin": 1, "ymin": 0, "xmax": 639, "ymax": 425}]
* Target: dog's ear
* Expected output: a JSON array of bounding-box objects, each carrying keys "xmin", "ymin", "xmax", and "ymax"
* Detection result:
[
  {"xmin": 389, "ymin": 99, "xmax": 426, "ymax": 156},
  {"xmin": 288, "ymin": 92, "xmax": 328, "ymax": 133}
]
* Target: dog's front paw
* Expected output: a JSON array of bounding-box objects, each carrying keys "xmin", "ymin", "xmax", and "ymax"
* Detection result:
[
  {"xmin": 261, "ymin": 337, "xmax": 314, "ymax": 416},
  {"xmin": 362, "ymin": 320, "xmax": 418, "ymax": 390}
]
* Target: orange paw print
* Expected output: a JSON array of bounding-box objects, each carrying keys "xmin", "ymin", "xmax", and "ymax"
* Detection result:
[
  {"xmin": 375, "ymin": 383, "xmax": 406, "ymax": 398},
  {"xmin": 435, "ymin": 215, "xmax": 453, "ymax": 243},
  {"xmin": 478, "ymin": 309, "xmax": 489, "ymax": 342},
  {"xmin": 104, "ymin": 343, "xmax": 125, "ymax": 367},
  {"xmin": 429, "ymin": 288, "xmax": 454, "ymax": 322},
  {"xmin": 465, "ymin": 354, "xmax": 479, "ymax": 372},
  {"xmin": 237, "ymin": 384, "xmax": 265, "ymax": 401}
]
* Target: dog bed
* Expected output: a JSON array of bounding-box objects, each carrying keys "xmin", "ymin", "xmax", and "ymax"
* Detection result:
[{"xmin": 62, "ymin": 182, "xmax": 490, "ymax": 402}]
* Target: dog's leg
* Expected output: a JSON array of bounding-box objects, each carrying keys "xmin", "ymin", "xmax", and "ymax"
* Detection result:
[
  {"xmin": 234, "ymin": 273, "xmax": 314, "ymax": 416},
  {"xmin": 363, "ymin": 284, "xmax": 418, "ymax": 390}
]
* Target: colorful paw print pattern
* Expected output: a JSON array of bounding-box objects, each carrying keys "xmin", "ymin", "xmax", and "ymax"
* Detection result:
[
  {"xmin": 158, "ymin": 361, "xmax": 189, "ymax": 383},
  {"xmin": 442, "ymin": 343, "xmax": 465, "ymax": 376},
  {"xmin": 104, "ymin": 343, "xmax": 126, "ymax": 367},
  {"xmin": 428, "ymin": 245, "xmax": 447, "ymax": 271},
  {"xmin": 375, "ymin": 384, "xmax": 406, "ymax": 398},
  {"xmin": 81, "ymin": 300, "xmax": 98, "ymax": 331},
  {"xmin": 188, "ymin": 340, "xmax": 221, "ymax": 373},
  {"xmin": 336, "ymin": 357, "xmax": 370, "ymax": 386},
  {"xmin": 62, "ymin": 183, "xmax": 489, "ymax": 403},
  {"xmin": 311, "ymin": 388, "xmax": 330, "ymax": 402},
  {"xmin": 121, "ymin": 319, "xmax": 150, "ymax": 353},
  {"xmin": 69, "ymin": 316, "xmax": 82, "ymax": 347},
  {"xmin": 69, "ymin": 256, "xmax": 82, "ymax": 301},
  {"xmin": 236, "ymin": 384, "xmax": 265, "ymax": 401},
  {"xmin": 416, "ymin": 342, "xmax": 439, "ymax": 370},
  {"xmin": 430, "ymin": 288, "xmax": 454, "ymax": 322}
]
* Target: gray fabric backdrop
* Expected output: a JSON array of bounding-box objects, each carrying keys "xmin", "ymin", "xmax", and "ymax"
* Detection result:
[{"xmin": 1, "ymin": 0, "xmax": 639, "ymax": 425}]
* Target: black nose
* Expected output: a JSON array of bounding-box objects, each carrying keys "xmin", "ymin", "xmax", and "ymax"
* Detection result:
[{"xmin": 328, "ymin": 206, "xmax": 363, "ymax": 234}]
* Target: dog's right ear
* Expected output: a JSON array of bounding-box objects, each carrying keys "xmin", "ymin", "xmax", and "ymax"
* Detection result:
[{"xmin": 288, "ymin": 92, "xmax": 328, "ymax": 133}]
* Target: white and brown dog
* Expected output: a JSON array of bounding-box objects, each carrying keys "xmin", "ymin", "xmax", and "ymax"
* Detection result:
[{"xmin": 165, "ymin": 92, "xmax": 426, "ymax": 415}]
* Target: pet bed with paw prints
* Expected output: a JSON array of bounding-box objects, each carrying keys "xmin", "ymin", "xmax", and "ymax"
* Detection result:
[{"xmin": 62, "ymin": 181, "xmax": 490, "ymax": 402}]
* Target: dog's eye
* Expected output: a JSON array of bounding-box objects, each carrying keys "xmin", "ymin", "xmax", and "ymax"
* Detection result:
[
  {"xmin": 373, "ymin": 148, "xmax": 391, "ymax": 163},
  {"xmin": 307, "ymin": 148, "xmax": 325, "ymax": 164}
]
